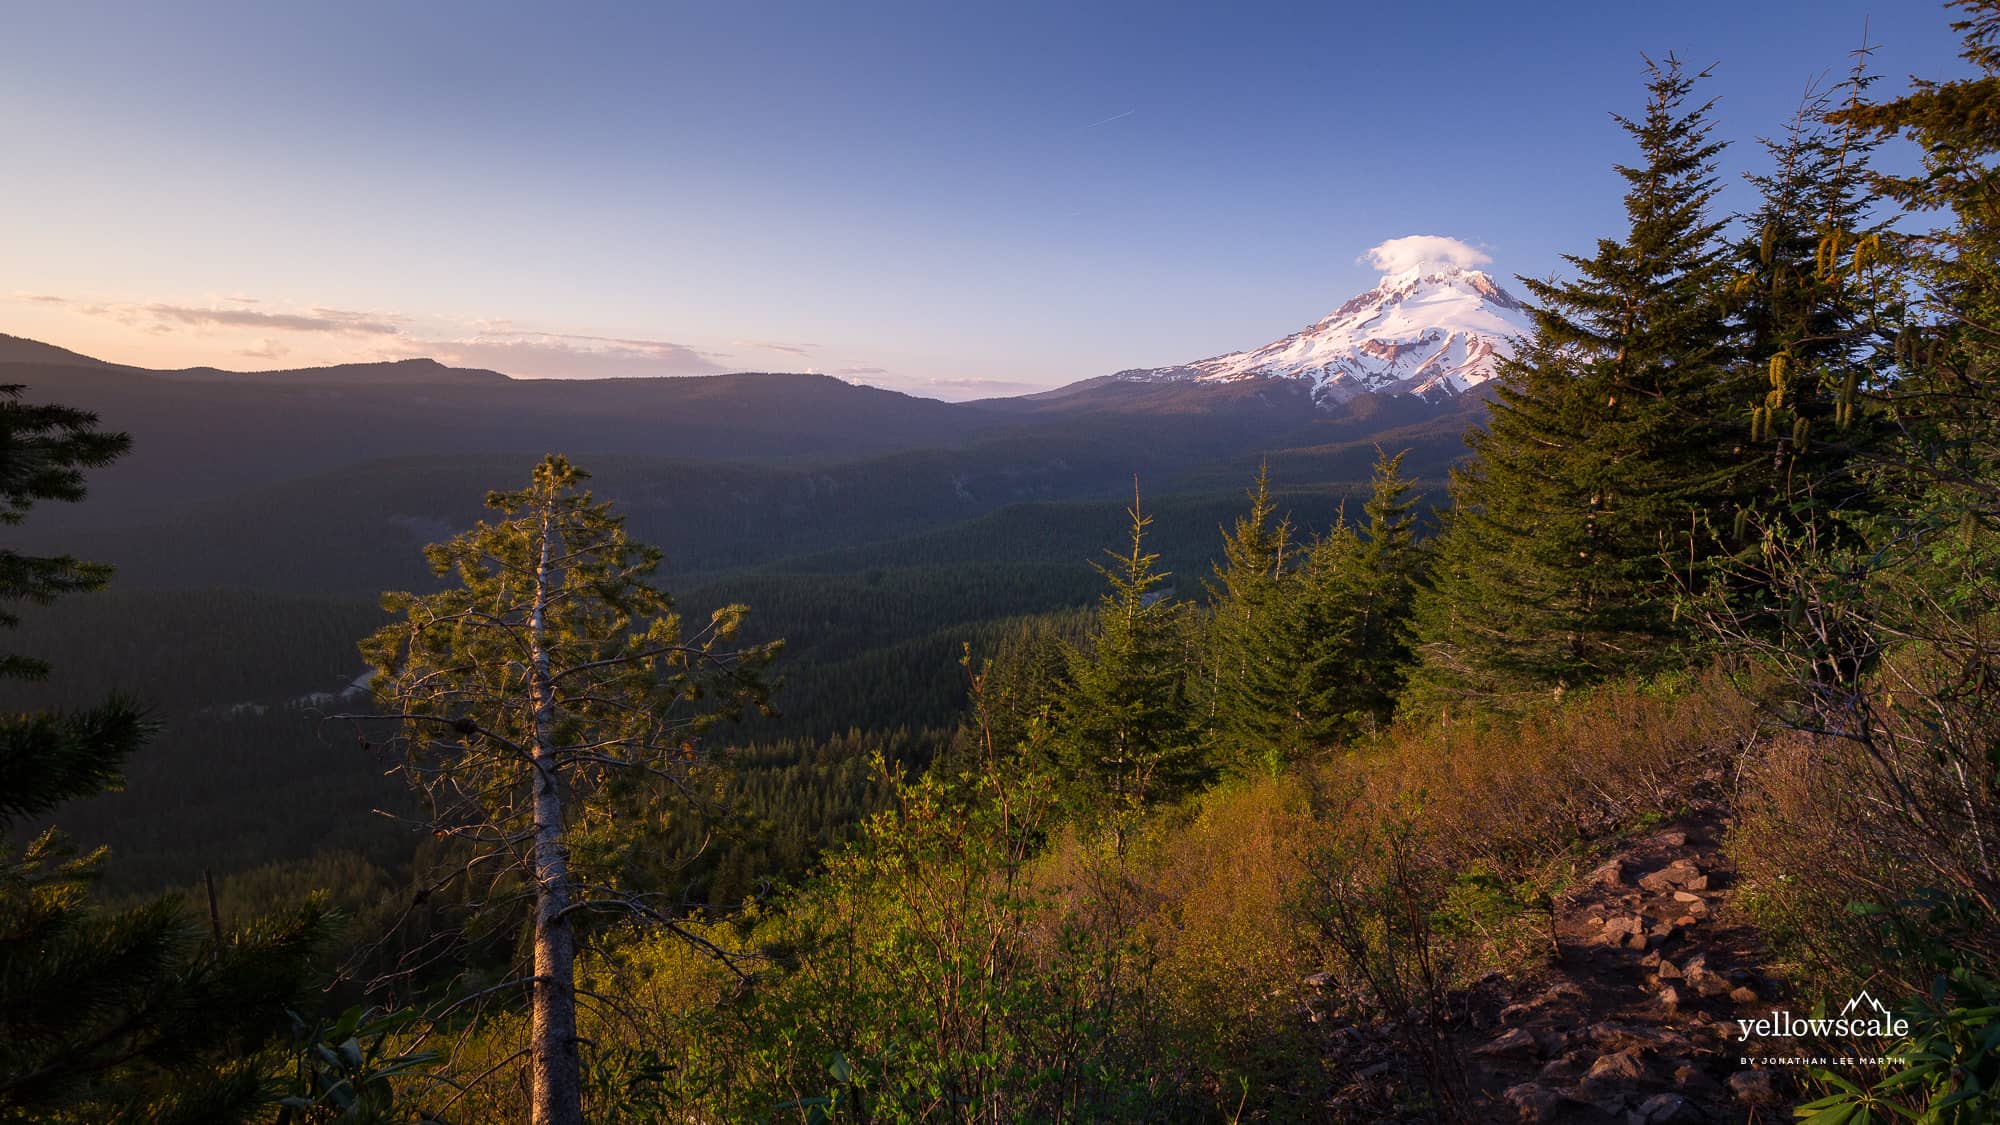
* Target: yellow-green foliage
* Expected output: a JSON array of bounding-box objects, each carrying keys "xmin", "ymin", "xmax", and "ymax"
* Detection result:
[
  {"xmin": 576, "ymin": 919, "xmax": 742, "ymax": 1054},
  {"xmin": 425, "ymin": 1009, "xmax": 530, "ymax": 1123},
  {"xmin": 710, "ymin": 758, "xmax": 1170, "ymax": 1122},
  {"xmin": 406, "ymin": 671, "xmax": 1766, "ymax": 1122},
  {"xmin": 1123, "ymin": 779, "xmax": 1319, "ymax": 1061},
  {"xmin": 1026, "ymin": 776, "xmax": 1327, "ymax": 1108}
]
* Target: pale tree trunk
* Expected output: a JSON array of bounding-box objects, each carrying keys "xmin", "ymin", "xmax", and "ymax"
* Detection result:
[{"xmin": 527, "ymin": 497, "xmax": 585, "ymax": 1125}]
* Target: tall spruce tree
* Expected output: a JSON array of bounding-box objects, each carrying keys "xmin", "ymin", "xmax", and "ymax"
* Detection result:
[
  {"xmin": 1052, "ymin": 484, "xmax": 1205, "ymax": 840},
  {"xmin": 1409, "ymin": 57, "xmax": 1743, "ymax": 707},
  {"xmin": 358, "ymin": 455, "xmax": 778, "ymax": 1125},
  {"xmin": 1831, "ymin": 0, "xmax": 2000, "ymax": 515},
  {"xmin": 0, "ymin": 385, "xmax": 330, "ymax": 1122},
  {"xmin": 1349, "ymin": 448, "xmax": 1425, "ymax": 717},
  {"xmin": 1288, "ymin": 449, "xmax": 1426, "ymax": 744},
  {"xmin": 1695, "ymin": 56, "xmax": 1893, "ymax": 655},
  {"xmin": 1687, "ymin": 0, "xmax": 2000, "ymax": 1017},
  {"xmin": 1729, "ymin": 55, "xmax": 1886, "ymax": 528},
  {"xmin": 1202, "ymin": 463, "xmax": 1301, "ymax": 772}
]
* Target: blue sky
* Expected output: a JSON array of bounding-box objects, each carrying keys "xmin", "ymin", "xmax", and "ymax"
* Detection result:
[{"xmin": 0, "ymin": 1, "xmax": 1966, "ymax": 398}]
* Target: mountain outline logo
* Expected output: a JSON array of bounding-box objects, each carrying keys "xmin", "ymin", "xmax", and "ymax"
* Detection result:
[{"xmin": 1838, "ymin": 991, "xmax": 1892, "ymax": 1020}]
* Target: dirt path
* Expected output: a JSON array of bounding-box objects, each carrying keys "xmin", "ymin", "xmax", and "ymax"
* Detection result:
[{"xmin": 1449, "ymin": 805, "xmax": 1800, "ymax": 1123}]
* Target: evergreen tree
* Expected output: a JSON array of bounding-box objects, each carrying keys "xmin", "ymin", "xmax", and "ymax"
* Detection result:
[
  {"xmin": 1729, "ymin": 54, "xmax": 1886, "ymax": 528},
  {"xmin": 1052, "ymin": 485, "xmax": 1205, "ymax": 840},
  {"xmin": 1349, "ymin": 448, "xmax": 1425, "ymax": 720},
  {"xmin": 1831, "ymin": 0, "xmax": 2000, "ymax": 514},
  {"xmin": 1201, "ymin": 464, "xmax": 1301, "ymax": 772},
  {"xmin": 950, "ymin": 618, "xmax": 1075, "ymax": 772},
  {"xmin": 1685, "ymin": 4, "xmax": 2000, "ymax": 1048},
  {"xmin": 1695, "ymin": 55, "xmax": 1894, "ymax": 656},
  {"xmin": 0, "ymin": 385, "xmax": 329, "ymax": 1122},
  {"xmin": 1288, "ymin": 450, "xmax": 1426, "ymax": 745},
  {"xmin": 359, "ymin": 455, "xmax": 778, "ymax": 1125},
  {"xmin": 0, "ymin": 387, "xmax": 132, "ymax": 682},
  {"xmin": 1409, "ymin": 57, "xmax": 1743, "ymax": 707},
  {"xmin": 1289, "ymin": 521, "xmax": 1368, "ymax": 747}
]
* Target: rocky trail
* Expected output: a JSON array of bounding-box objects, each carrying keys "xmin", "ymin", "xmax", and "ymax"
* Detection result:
[{"xmin": 1326, "ymin": 804, "xmax": 1810, "ymax": 1122}]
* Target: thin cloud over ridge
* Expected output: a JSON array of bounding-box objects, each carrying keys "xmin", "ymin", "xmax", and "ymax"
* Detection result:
[
  {"xmin": 9, "ymin": 291, "xmax": 730, "ymax": 378},
  {"xmin": 26, "ymin": 295, "xmax": 406, "ymax": 336},
  {"xmin": 734, "ymin": 339, "xmax": 819, "ymax": 357}
]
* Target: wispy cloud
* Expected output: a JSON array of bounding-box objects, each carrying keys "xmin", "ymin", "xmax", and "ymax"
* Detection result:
[
  {"xmin": 837, "ymin": 367, "xmax": 1048, "ymax": 400},
  {"xmin": 733, "ymin": 338, "xmax": 818, "ymax": 358},
  {"xmin": 24, "ymin": 294, "xmax": 407, "ymax": 336},
  {"xmin": 415, "ymin": 330, "xmax": 727, "ymax": 379},
  {"xmin": 919, "ymin": 376, "xmax": 1047, "ymax": 396},
  {"xmin": 470, "ymin": 326, "xmax": 727, "ymax": 359},
  {"xmin": 145, "ymin": 303, "xmax": 407, "ymax": 335}
]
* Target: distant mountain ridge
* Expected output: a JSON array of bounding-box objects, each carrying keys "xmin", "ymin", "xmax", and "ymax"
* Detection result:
[
  {"xmin": 0, "ymin": 333, "xmax": 117, "ymax": 370},
  {"xmin": 1108, "ymin": 264, "xmax": 1532, "ymax": 407},
  {"xmin": 0, "ymin": 335, "xmax": 513, "ymax": 385},
  {"xmin": 159, "ymin": 356, "xmax": 512, "ymax": 386},
  {"xmin": 0, "ymin": 325, "xmax": 1486, "ymax": 555}
]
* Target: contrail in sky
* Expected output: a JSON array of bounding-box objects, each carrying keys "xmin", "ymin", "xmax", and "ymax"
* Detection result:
[{"xmin": 1083, "ymin": 108, "xmax": 1135, "ymax": 129}]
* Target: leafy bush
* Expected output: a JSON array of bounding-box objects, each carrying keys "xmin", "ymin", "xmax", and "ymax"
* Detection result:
[{"xmin": 1797, "ymin": 968, "xmax": 2000, "ymax": 1125}]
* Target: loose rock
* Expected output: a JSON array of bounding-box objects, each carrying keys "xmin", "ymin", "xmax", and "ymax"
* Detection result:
[
  {"xmin": 1630, "ymin": 1091, "xmax": 1704, "ymax": 1124},
  {"xmin": 1476, "ymin": 1026, "xmax": 1543, "ymax": 1059},
  {"xmin": 1503, "ymin": 1081, "xmax": 1563, "ymax": 1124},
  {"xmin": 1728, "ymin": 1069, "xmax": 1780, "ymax": 1106},
  {"xmin": 1673, "ymin": 1064, "xmax": 1723, "ymax": 1099},
  {"xmin": 1539, "ymin": 1052, "xmax": 1587, "ymax": 1082},
  {"xmin": 1584, "ymin": 1049, "xmax": 1649, "ymax": 1089},
  {"xmin": 1639, "ymin": 859, "xmax": 1702, "ymax": 892}
]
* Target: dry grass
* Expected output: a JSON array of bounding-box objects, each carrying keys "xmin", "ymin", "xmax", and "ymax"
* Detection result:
[
  {"xmin": 1732, "ymin": 667, "xmax": 2000, "ymax": 994},
  {"xmin": 1346, "ymin": 666, "xmax": 1760, "ymax": 874}
]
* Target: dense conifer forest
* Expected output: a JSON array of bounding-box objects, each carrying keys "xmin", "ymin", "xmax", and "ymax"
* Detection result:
[{"xmin": 7, "ymin": 3, "xmax": 2000, "ymax": 1121}]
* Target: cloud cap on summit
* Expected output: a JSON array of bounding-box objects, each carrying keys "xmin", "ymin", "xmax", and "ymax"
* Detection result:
[{"xmin": 1362, "ymin": 235, "xmax": 1494, "ymax": 278}]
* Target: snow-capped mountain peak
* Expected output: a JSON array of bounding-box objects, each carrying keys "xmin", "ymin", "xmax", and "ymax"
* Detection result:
[{"xmin": 1114, "ymin": 263, "xmax": 1532, "ymax": 406}]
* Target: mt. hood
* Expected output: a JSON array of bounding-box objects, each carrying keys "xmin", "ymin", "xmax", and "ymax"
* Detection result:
[{"xmin": 1113, "ymin": 262, "xmax": 1532, "ymax": 407}]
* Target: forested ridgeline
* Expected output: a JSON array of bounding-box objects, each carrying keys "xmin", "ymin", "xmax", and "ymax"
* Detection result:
[
  {"xmin": 9, "ymin": 6, "xmax": 2000, "ymax": 1123},
  {"xmin": 28, "ymin": 449, "xmax": 1400, "ymax": 596}
]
